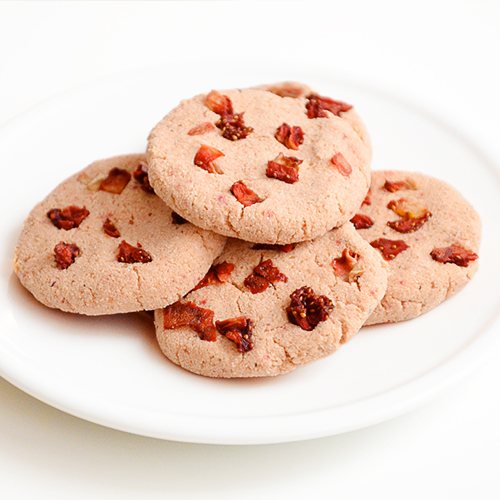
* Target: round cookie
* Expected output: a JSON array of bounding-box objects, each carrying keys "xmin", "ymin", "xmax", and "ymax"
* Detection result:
[
  {"xmin": 14, "ymin": 154, "xmax": 226, "ymax": 315},
  {"xmin": 350, "ymin": 170, "xmax": 480, "ymax": 325},
  {"xmin": 255, "ymin": 81, "xmax": 372, "ymax": 159},
  {"xmin": 147, "ymin": 86, "xmax": 371, "ymax": 245},
  {"xmin": 154, "ymin": 223, "xmax": 388, "ymax": 378}
]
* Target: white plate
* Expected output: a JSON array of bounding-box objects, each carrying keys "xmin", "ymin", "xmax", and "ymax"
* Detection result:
[{"xmin": 1, "ymin": 62, "xmax": 499, "ymax": 445}]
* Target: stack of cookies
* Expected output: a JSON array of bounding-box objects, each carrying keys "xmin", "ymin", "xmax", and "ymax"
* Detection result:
[{"xmin": 14, "ymin": 82, "xmax": 481, "ymax": 378}]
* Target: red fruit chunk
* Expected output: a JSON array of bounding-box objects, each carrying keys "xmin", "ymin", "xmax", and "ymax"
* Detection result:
[
  {"xmin": 103, "ymin": 218, "xmax": 120, "ymax": 238},
  {"xmin": 388, "ymin": 215, "xmax": 431, "ymax": 233},
  {"xmin": 252, "ymin": 243, "xmax": 296, "ymax": 253},
  {"xmin": 133, "ymin": 161, "xmax": 154, "ymax": 193},
  {"xmin": 370, "ymin": 238, "xmax": 409, "ymax": 261},
  {"xmin": 286, "ymin": 286, "xmax": 334, "ymax": 331},
  {"xmin": 192, "ymin": 261, "xmax": 235, "ymax": 291},
  {"xmin": 54, "ymin": 242, "xmax": 80, "ymax": 270},
  {"xmin": 244, "ymin": 259, "xmax": 287, "ymax": 294},
  {"xmin": 275, "ymin": 123, "xmax": 305, "ymax": 150},
  {"xmin": 430, "ymin": 245, "xmax": 478, "ymax": 267},
  {"xmin": 216, "ymin": 317, "xmax": 254, "ymax": 352},
  {"xmin": 116, "ymin": 240, "xmax": 152, "ymax": 264},
  {"xmin": 243, "ymin": 273, "xmax": 270, "ymax": 294},
  {"xmin": 187, "ymin": 122, "xmax": 216, "ymax": 136},
  {"xmin": 99, "ymin": 168, "xmax": 131, "ymax": 194},
  {"xmin": 350, "ymin": 213, "xmax": 374, "ymax": 229},
  {"xmin": 217, "ymin": 113, "xmax": 253, "ymax": 141},
  {"xmin": 305, "ymin": 94, "xmax": 353, "ymax": 118},
  {"xmin": 331, "ymin": 152, "xmax": 352, "ymax": 176},
  {"xmin": 194, "ymin": 144, "xmax": 225, "ymax": 174},
  {"xmin": 387, "ymin": 198, "xmax": 432, "ymax": 233},
  {"xmin": 47, "ymin": 206, "xmax": 89, "ymax": 230},
  {"xmin": 383, "ymin": 179, "xmax": 418, "ymax": 192},
  {"xmin": 230, "ymin": 181, "xmax": 262, "ymax": 207},
  {"xmin": 206, "ymin": 90, "xmax": 233, "ymax": 115},
  {"xmin": 266, "ymin": 152, "xmax": 302, "ymax": 184},
  {"xmin": 163, "ymin": 301, "xmax": 217, "ymax": 342},
  {"xmin": 332, "ymin": 248, "xmax": 360, "ymax": 282}
]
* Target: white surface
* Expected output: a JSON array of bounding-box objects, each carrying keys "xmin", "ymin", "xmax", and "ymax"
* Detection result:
[{"xmin": 1, "ymin": 0, "xmax": 499, "ymax": 497}]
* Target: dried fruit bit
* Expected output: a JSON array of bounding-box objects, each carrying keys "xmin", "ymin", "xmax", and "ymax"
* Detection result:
[
  {"xmin": 387, "ymin": 198, "xmax": 432, "ymax": 233},
  {"xmin": 216, "ymin": 317, "xmax": 254, "ymax": 353},
  {"xmin": 192, "ymin": 261, "xmax": 235, "ymax": 291},
  {"xmin": 187, "ymin": 121, "xmax": 216, "ymax": 136},
  {"xmin": 370, "ymin": 238, "xmax": 409, "ymax": 260},
  {"xmin": 99, "ymin": 168, "xmax": 131, "ymax": 194},
  {"xmin": 230, "ymin": 181, "xmax": 262, "ymax": 207},
  {"xmin": 133, "ymin": 161, "xmax": 154, "ymax": 193},
  {"xmin": 275, "ymin": 123, "xmax": 305, "ymax": 150},
  {"xmin": 350, "ymin": 213, "xmax": 374, "ymax": 230},
  {"xmin": 194, "ymin": 144, "xmax": 225, "ymax": 174},
  {"xmin": 266, "ymin": 152, "xmax": 302, "ymax": 184},
  {"xmin": 54, "ymin": 242, "xmax": 80, "ymax": 270},
  {"xmin": 171, "ymin": 212, "xmax": 187, "ymax": 225},
  {"xmin": 163, "ymin": 301, "xmax": 217, "ymax": 342},
  {"xmin": 253, "ymin": 243, "xmax": 296, "ymax": 253},
  {"xmin": 265, "ymin": 83, "xmax": 307, "ymax": 98},
  {"xmin": 286, "ymin": 286, "xmax": 334, "ymax": 331},
  {"xmin": 206, "ymin": 90, "xmax": 253, "ymax": 141},
  {"xmin": 305, "ymin": 94, "xmax": 353, "ymax": 119},
  {"xmin": 362, "ymin": 188, "xmax": 372, "ymax": 206},
  {"xmin": 332, "ymin": 248, "xmax": 364, "ymax": 282},
  {"xmin": 387, "ymin": 215, "xmax": 431, "ymax": 233},
  {"xmin": 430, "ymin": 245, "xmax": 478, "ymax": 267},
  {"xmin": 331, "ymin": 152, "xmax": 352, "ymax": 176},
  {"xmin": 116, "ymin": 240, "xmax": 152, "ymax": 264},
  {"xmin": 244, "ymin": 259, "xmax": 287, "ymax": 294},
  {"xmin": 103, "ymin": 218, "xmax": 120, "ymax": 238},
  {"xmin": 383, "ymin": 179, "xmax": 418, "ymax": 192},
  {"xmin": 47, "ymin": 206, "xmax": 89, "ymax": 230}
]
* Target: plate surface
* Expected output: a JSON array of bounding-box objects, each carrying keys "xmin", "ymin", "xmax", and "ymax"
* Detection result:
[{"xmin": 1, "ymin": 62, "xmax": 499, "ymax": 445}]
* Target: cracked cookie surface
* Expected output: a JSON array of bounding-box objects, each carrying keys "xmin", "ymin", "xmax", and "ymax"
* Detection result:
[
  {"xmin": 154, "ymin": 223, "xmax": 387, "ymax": 378},
  {"xmin": 14, "ymin": 154, "xmax": 226, "ymax": 315},
  {"xmin": 351, "ymin": 170, "xmax": 481, "ymax": 325},
  {"xmin": 147, "ymin": 86, "xmax": 371, "ymax": 244}
]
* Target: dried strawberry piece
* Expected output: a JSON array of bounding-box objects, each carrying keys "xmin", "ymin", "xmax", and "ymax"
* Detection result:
[
  {"xmin": 305, "ymin": 94, "xmax": 353, "ymax": 118},
  {"xmin": 187, "ymin": 122, "xmax": 216, "ymax": 136},
  {"xmin": 331, "ymin": 152, "xmax": 352, "ymax": 176},
  {"xmin": 350, "ymin": 213, "xmax": 374, "ymax": 229},
  {"xmin": 103, "ymin": 218, "xmax": 120, "ymax": 238},
  {"xmin": 171, "ymin": 212, "xmax": 187, "ymax": 225},
  {"xmin": 332, "ymin": 248, "xmax": 362, "ymax": 282},
  {"xmin": 163, "ymin": 301, "xmax": 217, "ymax": 341},
  {"xmin": 388, "ymin": 215, "xmax": 430, "ymax": 233},
  {"xmin": 383, "ymin": 179, "xmax": 418, "ymax": 192},
  {"xmin": 99, "ymin": 168, "xmax": 131, "ymax": 194},
  {"xmin": 230, "ymin": 181, "xmax": 262, "ymax": 207},
  {"xmin": 116, "ymin": 240, "xmax": 152, "ymax": 264},
  {"xmin": 194, "ymin": 144, "xmax": 225, "ymax": 174},
  {"xmin": 216, "ymin": 317, "xmax": 254, "ymax": 352},
  {"xmin": 266, "ymin": 152, "xmax": 302, "ymax": 184},
  {"xmin": 370, "ymin": 238, "xmax": 409, "ymax": 260},
  {"xmin": 133, "ymin": 161, "xmax": 154, "ymax": 193},
  {"xmin": 286, "ymin": 286, "xmax": 333, "ymax": 331},
  {"xmin": 265, "ymin": 83, "xmax": 307, "ymax": 98},
  {"xmin": 54, "ymin": 242, "xmax": 80, "ymax": 270},
  {"xmin": 206, "ymin": 90, "xmax": 234, "ymax": 115},
  {"xmin": 275, "ymin": 123, "xmax": 305, "ymax": 150},
  {"xmin": 362, "ymin": 188, "xmax": 372, "ymax": 206},
  {"xmin": 252, "ymin": 243, "xmax": 296, "ymax": 253},
  {"xmin": 244, "ymin": 259, "xmax": 287, "ymax": 294},
  {"xmin": 387, "ymin": 198, "xmax": 432, "ymax": 233},
  {"xmin": 217, "ymin": 113, "xmax": 253, "ymax": 141},
  {"xmin": 430, "ymin": 245, "xmax": 478, "ymax": 267},
  {"xmin": 47, "ymin": 206, "xmax": 89, "ymax": 230},
  {"xmin": 192, "ymin": 261, "xmax": 235, "ymax": 291}
]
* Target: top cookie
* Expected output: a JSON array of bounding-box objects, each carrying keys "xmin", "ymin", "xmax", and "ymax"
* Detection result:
[
  {"xmin": 14, "ymin": 154, "xmax": 226, "ymax": 315},
  {"xmin": 147, "ymin": 86, "xmax": 371, "ymax": 244}
]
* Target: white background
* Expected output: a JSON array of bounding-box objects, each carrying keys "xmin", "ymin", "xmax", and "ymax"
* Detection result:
[{"xmin": 1, "ymin": 1, "xmax": 500, "ymax": 498}]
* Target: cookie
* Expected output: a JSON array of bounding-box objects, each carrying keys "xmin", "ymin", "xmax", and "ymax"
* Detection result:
[
  {"xmin": 14, "ymin": 154, "xmax": 226, "ymax": 315},
  {"xmin": 154, "ymin": 223, "xmax": 388, "ymax": 378},
  {"xmin": 256, "ymin": 81, "xmax": 372, "ymax": 159},
  {"xmin": 350, "ymin": 170, "xmax": 480, "ymax": 325},
  {"xmin": 147, "ymin": 86, "xmax": 371, "ymax": 245}
]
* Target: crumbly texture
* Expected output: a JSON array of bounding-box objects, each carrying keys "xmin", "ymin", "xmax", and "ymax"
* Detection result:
[
  {"xmin": 14, "ymin": 154, "xmax": 226, "ymax": 315},
  {"xmin": 255, "ymin": 81, "xmax": 372, "ymax": 159},
  {"xmin": 147, "ymin": 87, "xmax": 371, "ymax": 245},
  {"xmin": 352, "ymin": 170, "xmax": 481, "ymax": 325},
  {"xmin": 155, "ymin": 223, "xmax": 388, "ymax": 378}
]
